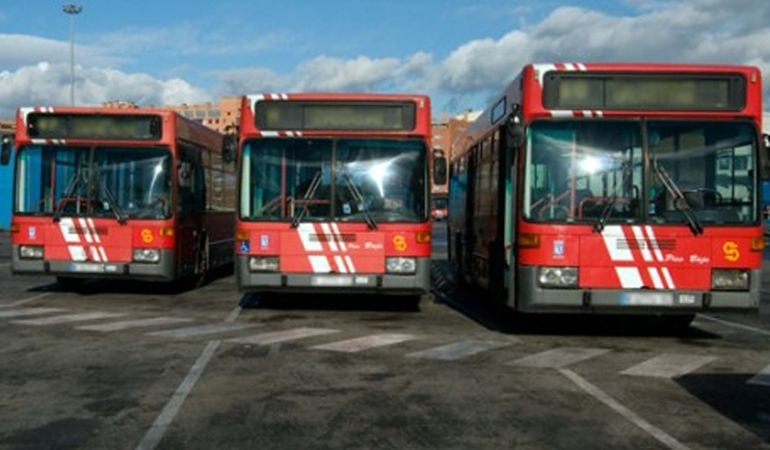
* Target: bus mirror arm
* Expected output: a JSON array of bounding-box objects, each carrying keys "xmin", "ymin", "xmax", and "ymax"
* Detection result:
[
  {"xmin": 763, "ymin": 134, "xmax": 770, "ymax": 180},
  {"xmin": 506, "ymin": 104, "xmax": 525, "ymax": 148},
  {"xmin": 0, "ymin": 134, "xmax": 13, "ymax": 166}
]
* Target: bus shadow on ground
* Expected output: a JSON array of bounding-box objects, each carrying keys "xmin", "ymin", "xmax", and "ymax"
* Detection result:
[
  {"xmin": 47, "ymin": 265, "xmax": 235, "ymax": 296},
  {"xmin": 432, "ymin": 261, "xmax": 721, "ymax": 339},
  {"xmin": 239, "ymin": 292, "xmax": 422, "ymax": 313},
  {"xmin": 677, "ymin": 373, "xmax": 770, "ymax": 443}
]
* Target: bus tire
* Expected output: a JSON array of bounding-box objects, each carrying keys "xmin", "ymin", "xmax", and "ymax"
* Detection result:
[{"xmin": 56, "ymin": 276, "xmax": 85, "ymax": 290}]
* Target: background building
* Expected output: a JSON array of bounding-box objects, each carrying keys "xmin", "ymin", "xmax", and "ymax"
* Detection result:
[{"xmin": 431, "ymin": 111, "xmax": 479, "ymax": 196}]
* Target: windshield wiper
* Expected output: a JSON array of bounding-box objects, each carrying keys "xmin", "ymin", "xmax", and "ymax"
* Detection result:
[
  {"xmin": 653, "ymin": 162, "xmax": 703, "ymax": 236},
  {"xmin": 291, "ymin": 171, "xmax": 323, "ymax": 228},
  {"xmin": 96, "ymin": 177, "xmax": 128, "ymax": 225},
  {"xmin": 52, "ymin": 169, "xmax": 87, "ymax": 223},
  {"xmin": 593, "ymin": 195, "xmax": 619, "ymax": 233},
  {"xmin": 337, "ymin": 167, "xmax": 377, "ymax": 230}
]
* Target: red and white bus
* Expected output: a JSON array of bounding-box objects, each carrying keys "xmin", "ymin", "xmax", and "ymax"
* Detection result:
[
  {"xmin": 449, "ymin": 63, "xmax": 767, "ymax": 325},
  {"xmin": 235, "ymin": 93, "xmax": 433, "ymax": 299},
  {"xmin": 3, "ymin": 107, "xmax": 235, "ymax": 287}
]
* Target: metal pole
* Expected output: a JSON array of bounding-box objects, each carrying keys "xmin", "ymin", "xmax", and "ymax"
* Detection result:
[{"xmin": 62, "ymin": 4, "xmax": 82, "ymax": 106}]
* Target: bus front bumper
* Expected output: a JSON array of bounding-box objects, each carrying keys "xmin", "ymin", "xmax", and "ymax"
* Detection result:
[
  {"xmin": 236, "ymin": 256, "xmax": 430, "ymax": 295},
  {"xmin": 514, "ymin": 266, "xmax": 760, "ymax": 313},
  {"xmin": 11, "ymin": 246, "xmax": 177, "ymax": 282}
]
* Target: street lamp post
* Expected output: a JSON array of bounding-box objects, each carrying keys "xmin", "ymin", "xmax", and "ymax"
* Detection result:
[{"xmin": 62, "ymin": 4, "xmax": 83, "ymax": 106}]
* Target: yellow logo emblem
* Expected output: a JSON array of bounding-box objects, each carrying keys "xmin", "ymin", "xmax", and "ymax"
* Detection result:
[
  {"xmin": 141, "ymin": 229, "xmax": 154, "ymax": 244},
  {"xmin": 722, "ymin": 241, "xmax": 740, "ymax": 262},
  {"xmin": 393, "ymin": 235, "xmax": 408, "ymax": 252}
]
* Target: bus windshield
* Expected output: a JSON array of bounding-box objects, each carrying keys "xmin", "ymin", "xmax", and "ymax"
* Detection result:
[
  {"xmin": 240, "ymin": 138, "xmax": 427, "ymax": 222},
  {"xmin": 15, "ymin": 146, "xmax": 172, "ymax": 219},
  {"xmin": 524, "ymin": 120, "xmax": 757, "ymax": 225}
]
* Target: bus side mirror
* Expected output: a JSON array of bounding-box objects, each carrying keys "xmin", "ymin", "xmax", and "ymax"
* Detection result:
[
  {"xmin": 433, "ymin": 149, "xmax": 447, "ymax": 186},
  {"xmin": 1, "ymin": 134, "xmax": 13, "ymax": 166},
  {"xmin": 223, "ymin": 133, "xmax": 237, "ymax": 164},
  {"xmin": 506, "ymin": 103, "xmax": 525, "ymax": 148}
]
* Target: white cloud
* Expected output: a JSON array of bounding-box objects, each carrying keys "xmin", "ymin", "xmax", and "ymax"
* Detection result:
[
  {"xmin": 0, "ymin": 33, "xmax": 119, "ymax": 69},
  {"xmin": 0, "ymin": 62, "xmax": 210, "ymax": 117}
]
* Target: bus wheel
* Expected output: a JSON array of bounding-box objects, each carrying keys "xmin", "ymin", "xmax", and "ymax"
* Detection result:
[{"xmin": 56, "ymin": 276, "xmax": 85, "ymax": 290}]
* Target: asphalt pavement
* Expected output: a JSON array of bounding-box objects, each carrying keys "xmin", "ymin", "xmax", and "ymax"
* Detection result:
[{"xmin": 0, "ymin": 225, "xmax": 769, "ymax": 449}]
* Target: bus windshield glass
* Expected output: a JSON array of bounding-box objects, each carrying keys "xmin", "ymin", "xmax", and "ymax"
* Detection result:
[
  {"xmin": 524, "ymin": 121, "xmax": 643, "ymax": 223},
  {"xmin": 524, "ymin": 121, "xmax": 757, "ymax": 225},
  {"xmin": 648, "ymin": 121, "xmax": 756, "ymax": 225},
  {"xmin": 15, "ymin": 146, "xmax": 172, "ymax": 219},
  {"xmin": 240, "ymin": 138, "xmax": 427, "ymax": 222}
]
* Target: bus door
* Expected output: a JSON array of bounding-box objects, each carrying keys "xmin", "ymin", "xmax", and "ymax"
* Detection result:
[
  {"xmin": 504, "ymin": 130, "xmax": 519, "ymax": 309},
  {"xmin": 177, "ymin": 144, "xmax": 206, "ymax": 277}
]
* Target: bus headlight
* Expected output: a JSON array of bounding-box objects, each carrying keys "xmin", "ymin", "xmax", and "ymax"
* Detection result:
[
  {"xmin": 19, "ymin": 245, "xmax": 44, "ymax": 259},
  {"xmin": 133, "ymin": 249, "xmax": 161, "ymax": 263},
  {"xmin": 711, "ymin": 269, "xmax": 749, "ymax": 291},
  {"xmin": 249, "ymin": 256, "xmax": 279, "ymax": 272},
  {"xmin": 386, "ymin": 257, "xmax": 416, "ymax": 274},
  {"xmin": 538, "ymin": 266, "xmax": 578, "ymax": 288}
]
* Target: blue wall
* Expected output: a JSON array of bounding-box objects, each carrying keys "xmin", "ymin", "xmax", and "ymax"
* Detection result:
[{"xmin": 0, "ymin": 157, "xmax": 13, "ymax": 229}]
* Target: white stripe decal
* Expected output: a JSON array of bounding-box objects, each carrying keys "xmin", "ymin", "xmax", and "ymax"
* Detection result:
[
  {"xmin": 331, "ymin": 223, "xmax": 347, "ymax": 251},
  {"xmin": 582, "ymin": 110, "xmax": 592, "ymax": 117},
  {"xmin": 576, "ymin": 63, "xmax": 587, "ymax": 71},
  {"xmin": 68, "ymin": 245, "xmax": 87, "ymax": 261},
  {"xmin": 297, "ymin": 223, "xmax": 322, "ymax": 252},
  {"xmin": 644, "ymin": 226, "xmax": 664, "ymax": 262},
  {"xmin": 308, "ymin": 255, "xmax": 331, "ymax": 273},
  {"xmin": 647, "ymin": 267, "xmax": 664, "ymax": 289},
  {"xmin": 58, "ymin": 218, "xmax": 80, "ymax": 243},
  {"xmin": 344, "ymin": 255, "xmax": 356, "ymax": 274},
  {"xmin": 601, "ymin": 225, "xmax": 633, "ymax": 262},
  {"xmin": 90, "ymin": 246, "xmax": 101, "ymax": 262},
  {"xmin": 78, "ymin": 218, "xmax": 93, "ymax": 243},
  {"xmin": 261, "ymin": 131, "xmax": 279, "ymax": 137},
  {"xmin": 550, "ymin": 110, "xmax": 574, "ymax": 118},
  {"xmin": 564, "ymin": 63, "xmax": 576, "ymax": 71},
  {"xmin": 320, "ymin": 224, "xmax": 338, "ymax": 252},
  {"xmin": 661, "ymin": 268, "xmax": 675, "ymax": 289},
  {"xmin": 594, "ymin": 110, "xmax": 604, "ymax": 118},
  {"xmin": 333, "ymin": 255, "xmax": 347, "ymax": 273},
  {"xmin": 631, "ymin": 226, "xmax": 652, "ymax": 262},
  {"xmin": 615, "ymin": 267, "xmax": 643, "ymax": 288},
  {"xmin": 98, "ymin": 247, "xmax": 108, "ymax": 262},
  {"xmin": 87, "ymin": 218, "xmax": 101, "ymax": 243}
]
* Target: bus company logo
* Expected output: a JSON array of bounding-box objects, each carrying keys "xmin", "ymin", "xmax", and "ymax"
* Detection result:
[
  {"xmin": 260, "ymin": 235, "xmax": 269, "ymax": 249},
  {"xmin": 364, "ymin": 242, "xmax": 384, "ymax": 251},
  {"xmin": 689, "ymin": 255, "xmax": 710, "ymax": 265},
  {"xmin": 28, "ymin": 226, "xmax": 36, "ymax": 239},
  {"xmin": 393, "ymin": 235, "xmax": 408, "ymax": 252},
  {"xmin": 140, "ymin": 229, "xmax": 154, "ymax": 244},
  {"xmin": 722, "ymin": 241, "xmax": 740, "ymax": 262},
  {"xmin": 553, "ymin": 239, "xmax": 565, "ymax": 258}
]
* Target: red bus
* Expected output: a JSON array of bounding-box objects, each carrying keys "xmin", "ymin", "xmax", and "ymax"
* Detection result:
[
  {"xmin": 234, "ymin": 93, "xmax": 433, "ymax": 299},
  {"xmin": 3, "ymin": 106, "xmax": 235, "ymax": 287},
  {"xmin": 449, "ymin": 63, "xmax": 767, "ymax": 326}
]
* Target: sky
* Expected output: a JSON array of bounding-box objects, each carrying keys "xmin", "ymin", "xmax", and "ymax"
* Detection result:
[{"xmin": 0, "ymin": 0, "xmax": 769, "ymax": 118}]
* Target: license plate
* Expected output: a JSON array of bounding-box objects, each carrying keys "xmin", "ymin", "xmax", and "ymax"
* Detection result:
[
  {"xmin": 69, "ymin": 263, "xmax": 105, "ymax": 273},
  {"xmin": 620, "ymin": 292, "xmax": 674, "ymax": 306},
  {"xmin": 311, "ymin": 276, "xmax": 354, "ymax": 287}
]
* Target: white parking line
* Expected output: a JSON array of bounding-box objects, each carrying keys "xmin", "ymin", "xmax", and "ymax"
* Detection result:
[
  {"xmin": 76, "ymin": 317, "xmax": 194, "ymax": 332},
  {"xmin": 228, "ymin": 327, "xmax": 339, "ymax": 346},
  {"xmin": 621, "ymin": 354, "xmax": 717, "ymax": 378},
  {"xmin": 135, "ymin": 340, "xmax": 221, "ymax": 450},
  {"xmin": 560, "ymin": 369, "xmax": 690, "ymax": 450},
  {"xmin": 697, "ymin": 314, "xmax": 770, "ymax": 337},
  {"xmin": 0, "ymin": 307, "xmax": 65, "ymax": 318},
  {"xmin": 747, "ymin": 364, "xmax": 770, "ymax": 387},
  {"xmin": 11, "ymin": 311, "xmax": 127, "ymax": 326},
  {"xmin": 509, "ymin": 347, "xmax": 610, "ymax": 369},
  {"xmin": 1, "ymin": 293, "xmax": 52, "ymax": 308},
  {"xmin": 407, "ymin": 340, "xmax": 513, "ymax": 361},
  {"xmin": 310, "ymin": 333, "xmax": 416, "ymax": 353},
  {"xmin": 146, "ymin": 323, "xmax": 255, "ymax": 339}
]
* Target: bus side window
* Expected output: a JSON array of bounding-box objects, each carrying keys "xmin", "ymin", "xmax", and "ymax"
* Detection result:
[{"xmin": 178, "ymin": 144, "xmax": 205, "ymax": 217}]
